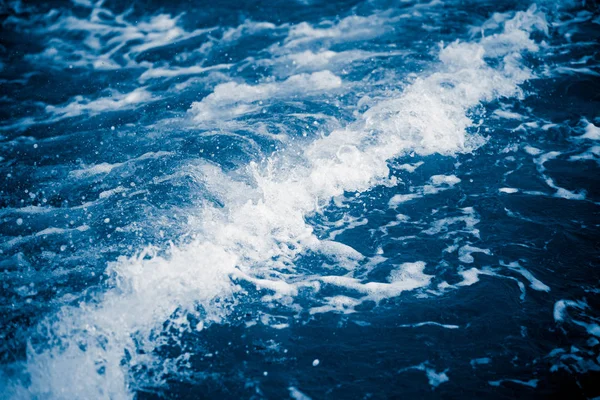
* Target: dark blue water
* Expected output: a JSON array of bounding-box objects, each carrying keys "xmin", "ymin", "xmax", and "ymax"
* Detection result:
[{"xmin": 1, "ymin": 0, "xmax": 599, "ymax": 398}]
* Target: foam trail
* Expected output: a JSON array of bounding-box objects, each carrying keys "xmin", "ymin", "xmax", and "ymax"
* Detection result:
[
  {"xmin": 399, "ymin": 363, "xmax": 449, "ymax": 388},
  {"xmin": 188, "ymin": 71, "xmax": 342, "ymax": 122},
  {"xmin": 6, "ymin": 7, "xmax": 548, "ymax": 398}
]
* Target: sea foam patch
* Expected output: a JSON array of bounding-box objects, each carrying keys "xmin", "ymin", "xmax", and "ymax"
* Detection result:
[{"xmin": 189, "ymin": 71, "xmax": 342, "ymax": 122}]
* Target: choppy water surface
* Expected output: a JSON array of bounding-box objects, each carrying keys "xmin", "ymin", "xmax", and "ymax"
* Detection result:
[{"xmin": 0, "ymin": 0, "xmax": 599, "ymax": 398}]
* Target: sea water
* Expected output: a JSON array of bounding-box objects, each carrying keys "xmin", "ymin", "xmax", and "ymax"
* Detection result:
[{"xmin": 0, "ymin": 0, "xmax": 599, "ymax": 398}]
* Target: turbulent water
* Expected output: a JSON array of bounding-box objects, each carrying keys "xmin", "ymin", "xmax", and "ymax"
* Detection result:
[{"xmin": 0, "ymin": 0, "xmax": 599, "ymax": 398}]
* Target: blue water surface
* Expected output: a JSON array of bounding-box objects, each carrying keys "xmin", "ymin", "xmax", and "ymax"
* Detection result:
[{"xmin": 1, "ymin": 0, "xmax": 599, "ymax": 398}]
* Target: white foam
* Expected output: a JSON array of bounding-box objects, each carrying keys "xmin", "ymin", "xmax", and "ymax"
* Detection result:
[
  {"xmin": 458, "ymin": 245, "xmax": 491, "ymax": 264},
  {"xmin": 456, "ymin": 268, "xmax": 484, "ymax": 286},
  {"xmin": 493, "ymin": 109, "xmax": 524, "ymax": 120},
  {"xmin": 281, "ymin": 14, "xmax": 394, "ymax": 49},
  {"xmin": 400, "ymin": 363, "xmax": 449, "ymax": 388},
  {"xmin": 389, "ymin": 174, "xmax": 461, "ymax": 207},
  {"xmin": 69, "ymin": 162, "xmax": 123, "ymax": 178},
  {"xmin": 139, "ymin": 63, "xmax": 232, "ymax": 82},
  {"xmin": 423, "ymin": 207, "xmax": 480, "ymax": 238},
  {"xmin": 21, "ymin": 5, "xmax": 213, "ymax": 72},
  {"xmin": 286, "ymin": 50, "xmax": 339, "ymax": 68},
  {"xmin": 46, "ymin": 88, "xmax": 153, "ymax": 119},
  {"xmin": 273, "ymin": 49, "xmax": 406, "ymax": 75},
  {"xmin": 313, "ymin": 240, "xmax": 364, "ymax": 270},
  {"xmin": 22, "ymin": 243, "xmax": 240, "ymax": 398},
  {"xmin": 423, "ymin": 175, "xmax": 461, "ymax": 195},
  {"xmin": 542, "ymin": 123, "xmax": 558, "ymax": 131},
  {"xmin": 389, "ymin": 193, "xmax": 420, "ymax": 207},
  {"xmin": 189, "ymin": 71, "xmax": 342, "ymax": 121},
  {"xmin": 326, "ymin": 214, "xmax": 368, "ymax": 240},
  {"xmin": 554, "ymin": 299, "xmax": 586, "ymax": 322},
  {"xmin": 309, "ymin": 296, "xmax": 361, "ymax": 315},
  {"xmin": 289, "ymin": 386, "xmax": 312, "ymax": 400},
  {"xmin": 70, "ymin": 151, "xmax": 172, "ymax": 180},
  {"xmin": 320, "ymin": 262, "xmax": 432, "ymax": 302},
  {"xmin": 530, "ymin": 149, "xmax": 587, "ymax": 200},
  {"xmin": 470, "ymin": 357, "xmax": 491, "ymax": 367},
  {"xmin": 502, "ymin": 261, "xmax": 550, "ymax": 292},
  {"xmin": 577, "ymin": 120, "xmax": 600, "ymax": 141},
  {"xmin": 554, "ymin": 66, "xmax": 600, "ymax": 77},
  {"xmin": 36, "ymin": 226, "xmax": 89, "ymax": 236},
  {"xmin": 220, "ymin": 20, "xmax": 277, "ymax": 42},
  {"xmin": 394, "ymin": 161, "xmax": 424, "ymax": 173},
  {"xmin": 398, "ymin": 321, "xmax": 459, "ymax": 329},
  {"xmin": 569, "ymin": 145, "xmax": 600, "ymax": 162},
  {"xmin": 524, "ymin": 146, "xmax": 542, "ymax": 155},
  {"xmin": 1, "ymin": 225, "xmax": 91, "ymax": 252}
]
